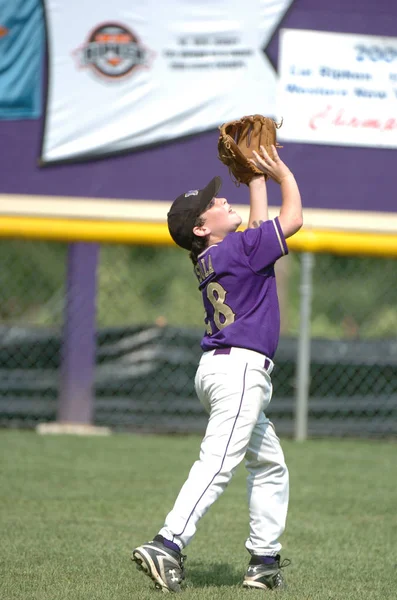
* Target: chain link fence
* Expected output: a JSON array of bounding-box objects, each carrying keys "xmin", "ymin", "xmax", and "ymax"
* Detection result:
[{"xmin": 0, "ymin": 239, "xmax": 396, "ymax": 436}]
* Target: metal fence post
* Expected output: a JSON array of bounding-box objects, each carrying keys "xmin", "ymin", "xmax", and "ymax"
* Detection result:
[{"xmin": 294, "ymin": 252, "xmax": 314, "ymax": 441}]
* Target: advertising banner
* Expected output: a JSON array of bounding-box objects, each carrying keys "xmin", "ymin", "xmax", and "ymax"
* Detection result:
[
  {"xmin": 277, "ymin": 29, "xmax": 397, "ymax": 148},
  {"xmin": 0, "ymin": 0, "xmax": 44, "ymax": 120},
  {"xmin": 41, "ymin": 0, "xmax": 293, "ymax": 163}
]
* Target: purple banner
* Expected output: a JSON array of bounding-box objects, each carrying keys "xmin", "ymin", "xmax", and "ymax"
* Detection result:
[{"xmin": 0, "ymin": 0, "xmax": 396, "ymax": 213}]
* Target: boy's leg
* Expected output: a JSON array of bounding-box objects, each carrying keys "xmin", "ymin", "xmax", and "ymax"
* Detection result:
[
  {"xmin": 133, "ymin": 358, "xmax": 267, "ymax": 591},
  {"xmin": 242, "ymin": 416, "xmax": 290, "ymax": 590},
  {"xmin": 158, "ymin": 358, "xmax": 271, "ymax": 549},
  {"xmin": 245, "ymin": 415, "xmax": 289, "ymax": 556}
]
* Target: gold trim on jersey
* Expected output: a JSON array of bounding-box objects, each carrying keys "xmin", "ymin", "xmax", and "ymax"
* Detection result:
[{"xmin": 272, "ymin": 219, "xmax": 286, "ymax": 255}]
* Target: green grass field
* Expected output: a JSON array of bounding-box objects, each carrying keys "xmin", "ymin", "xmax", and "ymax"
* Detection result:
[{"xmin": 1, "ymin": 431, "xmax": 396, "ymax": 599}]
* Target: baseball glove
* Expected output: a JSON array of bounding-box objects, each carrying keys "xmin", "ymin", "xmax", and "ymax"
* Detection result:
[{"xmin": 217, "ymin": 114, "xmax": 282, "ymax": 185}]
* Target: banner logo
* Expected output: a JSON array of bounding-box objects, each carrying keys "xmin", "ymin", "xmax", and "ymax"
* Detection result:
[{"xmin": 74, "ymin": 22, "xmax": 151, "ymax": 80}]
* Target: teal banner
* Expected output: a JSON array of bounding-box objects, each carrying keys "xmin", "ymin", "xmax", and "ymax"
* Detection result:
[{"xmin": 0, "ymin": 0, "xmax": 44, "ymax": 119}]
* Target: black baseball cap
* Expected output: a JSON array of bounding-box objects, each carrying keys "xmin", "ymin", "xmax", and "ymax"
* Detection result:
[{"xmin": 167, "ymin": 176, "xmax": 222, "ymax": 250}]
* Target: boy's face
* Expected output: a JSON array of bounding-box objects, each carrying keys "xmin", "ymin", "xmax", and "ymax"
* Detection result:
[{"xmin": 200, "ymin": 197, "xmax": 242, "ymax": 239}]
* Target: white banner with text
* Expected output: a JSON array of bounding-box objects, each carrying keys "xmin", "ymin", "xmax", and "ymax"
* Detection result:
[
  {"xmin": 41, "ymin": 0, "xmax": 293, "ymax": 163},
  {"xmin": 277, "ymin": 29, "xmax": 397, "ymax": 148}
]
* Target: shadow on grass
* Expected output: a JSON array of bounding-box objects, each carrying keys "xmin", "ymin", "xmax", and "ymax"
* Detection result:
[{"xmin": 186, "ymin": 560, "xmax": 243, "ymax": 588}]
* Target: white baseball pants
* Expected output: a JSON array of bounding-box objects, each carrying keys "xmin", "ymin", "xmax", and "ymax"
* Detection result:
[{"xmin": 158, "ymin": 347, "xmax": 289, "ymax": 556}]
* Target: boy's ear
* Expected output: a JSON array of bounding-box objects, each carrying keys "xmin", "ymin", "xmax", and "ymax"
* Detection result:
[{"xmin": 193, "ymin": 224, "xmax": 210, "ymax": 238}]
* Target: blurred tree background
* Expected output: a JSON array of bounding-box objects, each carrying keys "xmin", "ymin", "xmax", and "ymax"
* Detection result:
[{"xmin": 1, "ymin": 240, "xmax": 396, "ymax": 339}]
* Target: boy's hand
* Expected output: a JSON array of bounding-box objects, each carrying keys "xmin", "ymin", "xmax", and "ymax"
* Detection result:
[{"xmin": 250, "ymin": 145, "xmax": 293, "ymax": 185}]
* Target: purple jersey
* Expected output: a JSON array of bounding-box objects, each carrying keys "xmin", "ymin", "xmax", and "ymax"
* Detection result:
[{"xmin": 194, "ymin": 217, "xmax": 288, "ymax": 359}]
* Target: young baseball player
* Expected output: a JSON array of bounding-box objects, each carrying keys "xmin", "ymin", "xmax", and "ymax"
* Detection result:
[{"xmin": 132, "ymin": 145, "xmax": 303, "ymax": 592}]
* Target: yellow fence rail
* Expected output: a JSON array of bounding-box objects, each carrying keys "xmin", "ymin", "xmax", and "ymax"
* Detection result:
[{"xmin": 0, "ymin": 215, "xmax": 396, "ymax": 258}]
